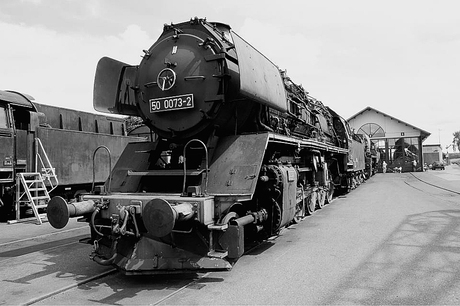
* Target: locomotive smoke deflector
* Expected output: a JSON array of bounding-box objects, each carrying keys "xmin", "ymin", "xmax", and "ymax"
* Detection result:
[
  {"xmin": 93, "ymin": 57, "xmax": 138, "ymax": 116},
  {"xmin": 231, "ymin": 32, "xmax": 288, "ymax": 112}
]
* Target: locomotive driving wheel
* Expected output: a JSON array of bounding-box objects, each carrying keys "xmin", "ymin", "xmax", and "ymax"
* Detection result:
[
  {"xmin": 306, "ymin": 191, "xmax": 317, "ymax": 215},
  {"xmin": 294, "ymin": 188, "xmax": 306, "ymax": 222},
  {"xmin": 317, "ymin": 189, "xmax": 326, "ymax": 209},
  {"xmin": 325, "ymin": 182, "xmax": 335, "ymax": 204},
  {"xmin": 271, "ymin": 200, "xmax": 282, "ymax": 234}
]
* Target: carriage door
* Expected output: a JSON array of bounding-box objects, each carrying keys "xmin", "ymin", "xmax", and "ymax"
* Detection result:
[
  {"xmin": 11, "ymin": 107, "xmax": 31, "ymax": 173},
  {"xmin": 0, "ymin": 103, "xmax": 14, "ymax": 183}
]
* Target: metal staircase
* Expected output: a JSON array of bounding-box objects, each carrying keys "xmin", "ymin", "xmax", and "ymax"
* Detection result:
[
  {"xmin": 11, "ymin": 138, "xmax": 58, "ymax": 225},
  {"xmin": 15, "ymin": 173, "xmax": 50, "ymax": 224}
]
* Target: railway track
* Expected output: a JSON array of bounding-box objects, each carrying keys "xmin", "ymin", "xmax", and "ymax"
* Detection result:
[
  {"xmin": 23, "ymin": 269, "xmax": 214, "ymax": 305},
  {"xmin": 10, "ymin": 224, "xmax": 307, "ymax": 305},
  {"xmin": 23, "ymin": 269, "xmax": 117, "ymax": 306},
  {"xmin": 0, "ymin": 224, "xmax": 217, "ymax": 305},
  {"xmin": 0, "ymin": 225, "xmax": 113, "ymax": 305},
  {"xmin": 1, "ymin": 225, "xmax": 291, "ymax": 305},
  {"xmin": 408, "ymin": 172, "xmax": 460, "ymax": 195},
  {"xmin": 20, "ymin": 241, "xmax": 274, "ymax": 305}
]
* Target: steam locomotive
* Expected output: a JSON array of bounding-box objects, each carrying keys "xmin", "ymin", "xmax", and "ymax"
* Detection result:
[{"xmin": 47, "ymin": 18, "xmax": 374, "ymax": 274}]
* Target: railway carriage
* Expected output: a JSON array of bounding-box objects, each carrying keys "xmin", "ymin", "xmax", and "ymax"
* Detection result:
[
  {"xmin": 47, "ymin": 18, "xmax": 374, "ymax": 274},
  {"xmin": 0, "ymin": 90, "xmax": 142, "ymax": 222}
]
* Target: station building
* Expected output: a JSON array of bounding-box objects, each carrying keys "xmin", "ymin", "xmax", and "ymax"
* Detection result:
[{"xmin": 348, "ymin": 107, "xmax": 431, "ymax": 172}]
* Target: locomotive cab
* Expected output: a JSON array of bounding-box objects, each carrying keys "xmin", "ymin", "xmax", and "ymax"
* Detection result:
[
  {"xmin": 0, "ymin": 91, "xmax": 38, "ymax": 219},
  {"xmin": 0, "ymin": 102, "xmax": 14, "ymax": 184},
  {"xmin": 0, "ymin": 91, "xmax": 38, "ymax": 179}
]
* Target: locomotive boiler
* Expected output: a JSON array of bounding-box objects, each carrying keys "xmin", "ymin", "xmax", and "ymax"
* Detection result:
[{"xmin": 48, "ymin": 18, "xmax": 369, "ymax": 274}]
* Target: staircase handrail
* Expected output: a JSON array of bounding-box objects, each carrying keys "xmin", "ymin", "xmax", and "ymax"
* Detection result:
[{"xmin": 35, "ymin": 137, "xmax": 59, "ymax": 192}]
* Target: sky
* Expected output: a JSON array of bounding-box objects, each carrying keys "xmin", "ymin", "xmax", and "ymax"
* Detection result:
[{"xmin": 1, "ymin": 0, "xmax": 459, "ymax": 151}]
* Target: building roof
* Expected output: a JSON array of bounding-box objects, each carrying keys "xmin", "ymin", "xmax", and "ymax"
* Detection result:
[
  {"xmin": 348, "ymin": 106, "xmax": 431, "ymax": 141},
  {"xmin": 423, "ymin": 144, "xmax": 441, "ymax": 147}
]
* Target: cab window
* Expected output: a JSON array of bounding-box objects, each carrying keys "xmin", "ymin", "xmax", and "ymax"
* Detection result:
[{"xmin": 0, "ymin": 106, "xmax": 9, "ymax": 128}]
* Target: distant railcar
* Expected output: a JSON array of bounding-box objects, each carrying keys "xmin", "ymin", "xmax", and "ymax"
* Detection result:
[
  {"xmin": 0, "ymin": 90, "xmax": 143, "ymax": 222},
  {"xmin": 47, "ymin": 18, "xmax": 375, "ymax": 274}
]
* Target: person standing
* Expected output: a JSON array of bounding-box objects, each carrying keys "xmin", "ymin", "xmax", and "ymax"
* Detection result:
[
  {"xmin": 412, "ymin": 159, "xmax": 417, "ymax": 172},
  {"xmin": 382, "ymin": 161, "xmax": 387, "ymax": 173}
]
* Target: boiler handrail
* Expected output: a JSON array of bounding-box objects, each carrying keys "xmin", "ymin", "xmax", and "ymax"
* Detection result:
[
  {"xmin": 92, "ymin": 145, "xmax": 112, "ymax": 194},
  {"xmin": 182, "ymin": 139, "xmax": 209, "ymax": 196}
]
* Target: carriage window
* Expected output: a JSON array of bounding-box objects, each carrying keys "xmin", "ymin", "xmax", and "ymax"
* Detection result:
[{"xmin": 0, "ymin": 106, "xmax": 8, "ymax": 128}]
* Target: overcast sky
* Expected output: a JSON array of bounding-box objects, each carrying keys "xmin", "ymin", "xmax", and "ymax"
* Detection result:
[{"xmin": 1, "ymin": 0, "xmax": 459, "ymax": 151}]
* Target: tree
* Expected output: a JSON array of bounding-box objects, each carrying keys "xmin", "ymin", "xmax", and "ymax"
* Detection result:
[
  {"xmin": 453, "ymin": 131, "xmax": 460, "ymax": 151},
  {"xmin": 125, "ymin": 116, "xmax": 144, "ymax": 134}
]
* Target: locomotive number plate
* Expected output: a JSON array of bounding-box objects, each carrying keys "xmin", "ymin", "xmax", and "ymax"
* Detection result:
[{"xmin": 149, "ymin": 94, "xmax": 194, "ymax": 113}]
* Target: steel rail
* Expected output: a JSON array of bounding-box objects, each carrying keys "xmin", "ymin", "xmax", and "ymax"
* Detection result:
[
  {"xmin": 22, "ymin": 268, "xmax": 117, "ymax": 306},
  {"xmin": 0, "ymin": 226, "xmax": 87, "ymax": 248},
  {"xmin": 150, "ymin": 272, "xmax": 211, "ymax": 306},
  {"xmin": 0, "ymin": 237, "xmax": 88, "ymax": 266},
  {"xmin": 408, "ymin": 172, "xmax": 460, "ymax": 195}
]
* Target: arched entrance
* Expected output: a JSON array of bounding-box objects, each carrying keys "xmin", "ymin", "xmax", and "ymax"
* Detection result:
[{"xmin": 358, "ymin": 123, "xmax": 421, "ymax": 172}]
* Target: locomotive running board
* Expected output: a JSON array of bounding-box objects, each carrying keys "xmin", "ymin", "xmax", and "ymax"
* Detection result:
[{"xmin": 268, "ymin": 133, "xmax": 349, "ymax": 154}]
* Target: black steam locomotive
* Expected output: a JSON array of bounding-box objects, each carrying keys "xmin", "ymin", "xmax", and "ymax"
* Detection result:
[{"xmin": 48, "ymin": 18, "xmax": 374, "ymax": 274}]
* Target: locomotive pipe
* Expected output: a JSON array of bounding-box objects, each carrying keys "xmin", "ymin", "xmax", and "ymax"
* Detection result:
[
  {"xmin": 230, "ymin": 214, "xmax": 267, "ymax": 239},
  {"xmin": 47, "ymin": 196, "xmax": 95, "ymax": 229},
  {"xmin": 92, "ymin": 240, "xmax": 118, "ymax": 266},
  {"xmin": 92, "ymin": 253, "xmax": 117, "ymax": 266},
  {"xmin": 142, "ymin": 198, "xmax": 195, "ymax": 237},
  {"xmin": 230, "ymin": 215, "xmax": 255, "ymax": 227},
  {"xmin": 230, "ymin": 209, "xmax": 268, "ymax": 227},
  {"xmin": 90, "ymin": 206, "xmax": 106, "ymax": 237}
]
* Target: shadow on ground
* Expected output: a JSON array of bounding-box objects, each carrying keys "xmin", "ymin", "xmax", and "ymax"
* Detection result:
[{"xmin": 323, "ymin": 209, "xmax": 460, "ymax": 305}]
